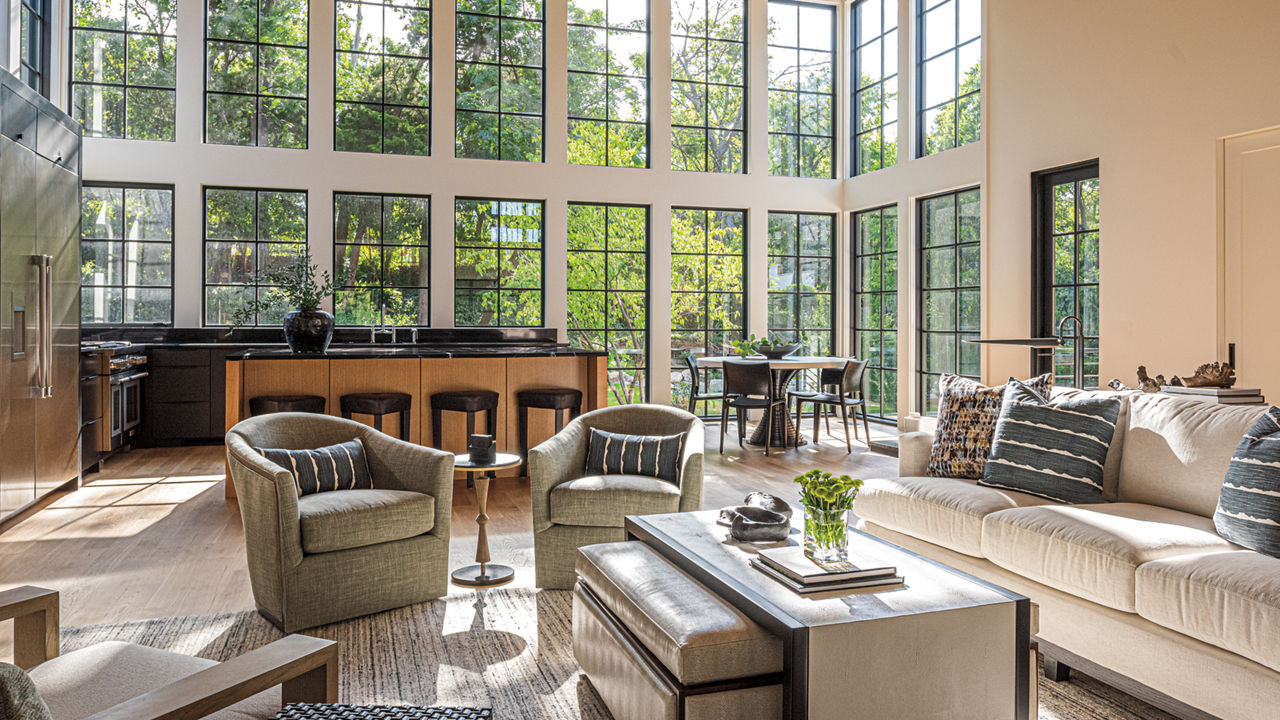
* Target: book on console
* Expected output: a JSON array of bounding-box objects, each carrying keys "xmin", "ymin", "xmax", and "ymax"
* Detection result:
[
  {"xmin": 756, "ymin": 545, "xmax": 896, "ymax": 585},
  {"xmin": 750, "ymin": 559, "xmax": 903, "ymax": 594},
  {"xmin": 1160, "ymin": 386, "xmax": 1261, "ymax": 397}
]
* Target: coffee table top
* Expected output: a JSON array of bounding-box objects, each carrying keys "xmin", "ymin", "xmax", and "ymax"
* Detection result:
[{"xmin": 625, "ymin": 510, "xmax": 1024, "ymax": 631}]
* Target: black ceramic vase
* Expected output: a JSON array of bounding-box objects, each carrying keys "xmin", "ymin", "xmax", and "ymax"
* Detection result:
[{"xmin": 283, "ymin": 309, "xmax": 335, "ymax": 353}]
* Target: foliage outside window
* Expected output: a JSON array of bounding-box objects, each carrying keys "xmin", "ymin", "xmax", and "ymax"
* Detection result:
[
  {"xmin": 19, "ymin": 0, "xmax": 49, "ymax": 96},
  {"xmin": 335, "ymin": 0, "xmax": 431, "ymax": 155},
  {"xmin": 853, "ymin": 204, "xmax": 898, "ymax": 419},
  {"xmin": 80, "ymin": 184, "xmax": 174, "ymax": 325},
  {"xmin": 766, "ymin": 1, "xmax": 834, "ymax": 178},
  {"xmin": 670, "ymin": 207, "xmax": 745, "ymax": 414},
  {"xmin": 204, "ymin": 187, "xmax": 308, "ymax": 326},
  {"xmin": 670, "ymin": 0, "xmax": 746, "ymax": 174},
  {"xmin": 567, "ymin": 0, "xmax": 648, "ymax": 168},
  {"xmin": 334, "ymin": 193, "xmax": 431, "ymax": 327},
  {"xmin": 767, "ymin": 211, "xmax": 834, "ymax": 355},
  {"xmin": 205, "ymin": 0, "xmax": 309, "ymax": 148},
  {"xmin": 1040, "ymin": 169, "xmax": 1100, "ymax": 388},
  {"xmin": 455, "ymin": 0, "xmax": 544, "ymax": 162},
  {"xmin": 851, "ymin": 0, "xmax": 897, "ymax": 174},
  {"xmin": 568, "ymin": 203, "xmax": 649, "ymax": 404},
  {"xmin": 919, "ymin": 187, "xmax": 980, "ymax": 413},
  {"xmin": 918, "ymin": 0, "xmax": 980, "ymax": 156},
  {"xmin": 454, "ymin": 198, "xmax": 544, "ymax": 326},
  {"xmin": 70, "ymin": 0, "xmax": 177, "ymax": 140}
]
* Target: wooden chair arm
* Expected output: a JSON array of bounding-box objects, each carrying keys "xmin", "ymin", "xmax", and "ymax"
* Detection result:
[
  {"xmin": 83, "ymin": 634, "xmax": 339, "ymax": 720},
  {"xmin": 0, "ymin": 585, "xmax": 59, "ymax": 668}
]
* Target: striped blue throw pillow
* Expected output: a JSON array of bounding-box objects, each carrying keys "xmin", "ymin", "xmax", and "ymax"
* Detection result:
[
  {"xmin": 585, "ymin": 428, "xmax": 687, "ymax": 486},
  {"xmin": 1214, "ymin": 407, "xmax": 1280, "ymax": 557},
  {"xmin": 257, "ymin": 438, "xmax": 374, "ymax": 496},
  {"xmin": 979, "ymin": 381, "xmax": 1121, "ymax": 504}
]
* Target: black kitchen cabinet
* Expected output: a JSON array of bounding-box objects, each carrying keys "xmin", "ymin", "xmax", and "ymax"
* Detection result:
[{"xmin": 140, "ymin": 349, "xmax": 220, "ymax": 445}]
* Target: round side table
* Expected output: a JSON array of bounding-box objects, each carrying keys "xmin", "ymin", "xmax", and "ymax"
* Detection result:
[{"xmin": 451, "ymin": 452, "xmax": 522, "ymax": 588}]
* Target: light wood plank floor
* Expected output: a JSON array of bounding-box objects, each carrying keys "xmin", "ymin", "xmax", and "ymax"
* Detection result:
[{"xmin": 0, "ymin": 419, "xmax": 898, "ymax": 658}]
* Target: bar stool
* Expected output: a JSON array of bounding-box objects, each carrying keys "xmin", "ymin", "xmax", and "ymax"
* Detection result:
[
  {"xmin": 430, "ymin": 390, "xmax": 500, "ymax": 487},
  {"xmin": 340, "ymin": 391, "xmax": 413, "ymax": 441},
  {"xmin": 517, "ymin": 387, "xmax": 583, "ymax": 475},
  {"xmin": 248, "ymin": 394, "xmax": 326, "ymax": 416}
]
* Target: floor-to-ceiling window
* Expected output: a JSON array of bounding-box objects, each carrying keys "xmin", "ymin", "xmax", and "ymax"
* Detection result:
[
  {"xmin": 853, "ymin": 204, "xmax": 898, "ymax": 419},
  {"xmin": 917, "ymin": 0, "xmax": 980, "ymax": 156},
  {"xmin": 567, "ymin": 0, "xmax": 649, "ymax": 168},
  {"xmin": 334, "ymin": 0, "xmax": 432, "ymax": 155},
  {"xmin": 768, "ymin": 211, "xmax": 834, "ymax": 354},
  {"xmin": 918, "ymin": 187, "xmax": 979, "ymax": 412},
  {"xmin": 19, "ymin": 0, "xmax": 50, "ymax": 96},
  {"xmin": 203, "ymin": 187, "xmax": 308, "ymax": 325},
  {"xmin": 670, "ymin": 0, "xmax": 746, "ymax": 174},
  {"xmin": 333, "ymin": 192, "xmax": 431, "ymax": 327},
  {"xmin": 70, "ymin": 0, "xmax": 177, "ymax": 140},
  {"xmin": 567, "ymin": 203, "xmax": 650, "ymax": 403},
  {"xmin": 766, "ymin": 1, "xmax": 835, "ymax": 178},
  {"xmin": 670, "ymin": 207, "xmax": 746, "ymax": 414},
  {"xmin": 1034, "ymin": 162, "xmax": 1100, "ymax": 388},
  {"xmin": 455, "ymin": 0, "xmax": 544, "ymax": 161},
  {"xmin": 851, "ymin": 0, "xmax": 898, "ymax": 174},
  {"xmin": 80, "ymin": 183, "xmax": 175, "ymax": 325},
  {"xmin": 454, "ymin": 198, "xmax": 544, "ymax": 326}
]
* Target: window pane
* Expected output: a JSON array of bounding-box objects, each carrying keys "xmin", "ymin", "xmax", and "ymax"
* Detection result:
[
  {"xmin": 767, "ymin": 2, "xmax": 833, "ymax": 178},
  {"xmin": 82, "ymin": 184, "xmax": 174, "ymax": 325},
  {"xmin": 455, "ymin": 198, "xmax": 543, "ymax": 326},
  {"xmin": 671, "ymin": 0, "xmax": 746, "ymax": 174},
  {"xmin": 335, "ymin": 1, "xmax": 432, "ymax": 156},
  {"xmin": 334, "ymin": 193, "xmax": 430, "ymax": 326},
  {"xmin": 69, "ymin": 0, "xmax": 176, "ymax": 138},
  {"xmin": 206, "ymin": 0, "xmax": 308, "ymax": 148},
  {"xmin": 456, "ymin": 1, "xmax": 544, "ymax": 161},
  {"xmin": 917, "ymin": 189, "xmax": 979, "ymax": 413},
  {"xmin": 204, "ymin": 187, "xmax": 309, "ymax": 326},
  {"xmin": 917, "ymin": 0, "xmax": 981, "ymax": 156},
  {"xmin": 567, "ymin": 1, "xmax": 650, "ymax": 167},
  {"xmin": 1040, "ymin": 169, "xmax": 1101, "ymax": 387}
]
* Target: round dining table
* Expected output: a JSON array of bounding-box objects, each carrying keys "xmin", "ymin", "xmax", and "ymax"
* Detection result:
[{"xmin": 696, "ymin": 356, "xmax": 850, "ymax": 448}]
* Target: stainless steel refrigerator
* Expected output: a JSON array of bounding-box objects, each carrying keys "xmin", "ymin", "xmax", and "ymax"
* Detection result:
[{"xmin": 0, "ymin": 70, "xmax": 82, "ymax": 522}]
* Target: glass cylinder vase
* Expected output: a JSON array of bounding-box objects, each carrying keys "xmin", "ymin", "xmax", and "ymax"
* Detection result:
[{"xmin": 804, "ymin": 505, "xmax": 849, "ymax": 563}]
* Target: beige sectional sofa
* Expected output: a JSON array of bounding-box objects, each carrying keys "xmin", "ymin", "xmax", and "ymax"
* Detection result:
[{"xmin": 855, "ymin": 390, "xmax": 1280, "ymax": 720}]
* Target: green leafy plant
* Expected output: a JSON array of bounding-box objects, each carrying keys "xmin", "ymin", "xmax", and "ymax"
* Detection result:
[
  {"xmin": 794, "ymin": 469, "xmax": 864, "ymax": 556},
  {"xmin": 728, "ymin": 333, "xmax": 797, "ymax": 356},
  {"xmin": 227, "ymin": 249, "xmax": 337, "ymax": 331}
]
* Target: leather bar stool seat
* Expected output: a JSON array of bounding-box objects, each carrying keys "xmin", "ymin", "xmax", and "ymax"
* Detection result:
[
  {"xmin": 430, "ymin": 390, "xmax": 500, "ymax": 488},
  {"xmin": 249, "ymin": 394, "xmax": 326, "ymax": 416},
  {"xmin": 340, "ymin": 391, "xmax": 413, "ymax": 441},
  {"xmin": 517, "ymin": 387, "xmax": 583, "ymax": 476}
]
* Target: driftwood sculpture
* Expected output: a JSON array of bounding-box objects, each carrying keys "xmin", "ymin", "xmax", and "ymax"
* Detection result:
[{"xmin": 1108, "ymin": 362, "xmax": 1237, "ymax": 393}]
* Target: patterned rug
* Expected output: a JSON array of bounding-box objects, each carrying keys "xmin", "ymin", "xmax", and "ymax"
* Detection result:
[{"xmin": 62, "ymin": 588, "xmax": 1172, "ymax": 720}]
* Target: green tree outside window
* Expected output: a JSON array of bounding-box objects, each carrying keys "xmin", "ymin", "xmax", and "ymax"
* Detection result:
[
  {"xmin": 71, "ymin": 0, "xmax": 177, "ymax": 140},
  {"xmin": 335, "ymin": 0, "xmax": 432, "ymax": 155},
  {"xmin": 455, "ymin": 0, "xmax": 544, "ymax": 162},
  {"xmin": 454, "ymin": 198, "xmax": 544, "ymax": 326}
]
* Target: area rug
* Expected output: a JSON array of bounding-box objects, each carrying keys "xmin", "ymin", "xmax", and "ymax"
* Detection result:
[{"xmin": 62, "ymin": 588, "xmax": 1172, "ymax": 720}]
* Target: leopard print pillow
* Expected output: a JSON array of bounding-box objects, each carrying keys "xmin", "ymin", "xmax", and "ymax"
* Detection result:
[{"xmin": 926, "ymin": 373, "xmax": 1052, "ymax": 479}]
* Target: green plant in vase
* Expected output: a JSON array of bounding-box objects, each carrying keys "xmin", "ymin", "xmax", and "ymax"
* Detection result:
[
  {"xmin": 227, "ymin": 249, "xmax": 339, "ymax": 353},
  {"xmin": 793, "ymin": 468, "xmax": 863, "ymax": 562}
]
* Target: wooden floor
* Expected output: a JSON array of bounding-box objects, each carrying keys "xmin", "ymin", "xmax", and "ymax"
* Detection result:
[{"xmin": 0, "ymin": 418, "xmax": 898, "ymax": 658}]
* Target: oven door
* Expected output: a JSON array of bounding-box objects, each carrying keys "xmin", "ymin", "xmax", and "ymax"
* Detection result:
[{"xmin": 122, "ymin": 377, "xmax": 143, "ymax": 431}]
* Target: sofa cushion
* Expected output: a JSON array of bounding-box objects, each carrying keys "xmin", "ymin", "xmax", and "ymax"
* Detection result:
[
  {"xmin": 258, "ymin": 438, "xmax": 373, "ymax": 496},
  {"xmin": 1049, "ymin": 387, "xmax": 1132, "ymax": 501},
  {"xmin": 298, "ymin": 488, "xmax": 434, "ymax": 554},
  {"xmin": 550, "ymin": 474, "xmax": 682, "ymax": 528},
  {"xmin": 854, "ymin": 476, "xmax": 1054, "ymax": 557},
  {"xmin": 1213, "ymin": 406, "xmax": 1280, "ymax": 557},
  {"xmin": 981, "ymin": 503, "xmax": 1236, "ymax": 612},
  {"xmin": 1135, "ymin": 550, "xmax": 1280, "ymax": 673},
  {"xmin": 576, "ymin": 541, "xmax": 783, "ymax": 684},
  {"xmin": 926, "ymin": 373, "xmax": 1051, "ymax": 480},
  {"xmin": 586, "ymin": 428, "xmax": 688, "ymax": 486},
  {"xmin": 1118, "ymin": 393, "xmax": 1266, "ymax": 517},
  {"xmin": 27, "ymin": 641, "xmax": 278, "ymax": 720}
]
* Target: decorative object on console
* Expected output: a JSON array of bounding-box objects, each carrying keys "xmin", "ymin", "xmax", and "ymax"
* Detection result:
[
  {"xmin": 744, "ymin": 491, "xmax": 793, "ymax": 519},
  {"xmin": 585, "ymin": 427, "xmax": 688, "ymax": 486},
  {"xmin": 257, "ymin": 438, "xmax": 373, "ymax": 496},
  {"xmin": 466, "ymin": 434, "xmax": 496, "ymax": 466},
  {"xmin": 717, "ymin": 492, "xmax": 792, "ymax": 542},
  {"xmin": 793, "ymin": 468, "xmax": 862, "ymax": 562},
  {"xmin": 727, "ymin": 333, "xmax": 800, "ymax": 359},
  {"xmin": 227, "ymin": 248, "xmax": 338, "ymax": 353},
  {"xmin": 1213, "ymin": 405, "xmax": 1280, "ymax": 558},
  {"xmin": 926, "ymin": 373, "xmax": 1052, "ymax": 479},
  {"xmin": 1109, "ymin": 361, "xmax": 1238, "ymax": 394}
]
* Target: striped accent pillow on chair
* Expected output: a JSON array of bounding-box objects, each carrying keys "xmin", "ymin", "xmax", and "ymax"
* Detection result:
[
  {"xmin": 257, "ymin": 438, "xmax": 374, "ymax": 496},
  {"xmin": 979, "ymin": 380, "xmax": 1121, "ymax": 504},
  {"xmin": 1214, "ymin": 406, "xmax": 1280, "ymax": 557},
  {"xmin": 585, "ymin": 428, "xmax": 687, "ymax": 486}
]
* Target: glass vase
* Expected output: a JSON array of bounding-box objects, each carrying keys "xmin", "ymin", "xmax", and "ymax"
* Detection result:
[{"xmin": 804, "ymin": 506, "xmax": 849, "ymax": 563}]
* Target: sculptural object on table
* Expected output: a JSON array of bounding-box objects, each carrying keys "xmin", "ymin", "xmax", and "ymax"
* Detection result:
[{"xmin": 1107, "ymin": 361, "xmax": 1237, "ymax": 393}]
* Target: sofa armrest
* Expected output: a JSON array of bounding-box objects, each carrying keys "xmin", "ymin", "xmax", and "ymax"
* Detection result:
[
  {"xmin": 678, "ymin": 420, "xmax": 705, "ymax": 513},
  {"xmin": 529, "ymin": 422, "xmax": 589, "ymax": 532},
  {"xmin": 898, "ymin": 430, "xmax": 936, "ymax": 477},
  {"xmin": 0, "ymin": 586, "xmax": 58, "ymax": 668}
]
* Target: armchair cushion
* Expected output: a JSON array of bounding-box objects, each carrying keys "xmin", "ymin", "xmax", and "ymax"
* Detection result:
[
  {"xmin": 586, "ymin": 428, "xmax": 688, "ymax": 486},
  {"xmin": 257, "ymin": 438, "xmax": 373, "ymax": 496},
  {"xmin": 298, "ymin": 488, "xmax": 435, "ymax": 554},
  {"xmin": 0, "ymin": 663, "xmax": 52, "ymax": 720},
  {"xmin": 550, "ymin": 474, "xmax": 682, "ymax": 528}
]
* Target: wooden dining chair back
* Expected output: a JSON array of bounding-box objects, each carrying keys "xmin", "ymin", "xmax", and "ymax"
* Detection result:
[
  {"xmin": 792, "ymin": 359, "xmax": 873, "ymax": 453},
  {"xmin": 682, "ymin": 354, "xmax": 724, "ymax": 415},
  {"xmin": 720, "ymin": 360, "xmax": 786, "ymax": 455}
]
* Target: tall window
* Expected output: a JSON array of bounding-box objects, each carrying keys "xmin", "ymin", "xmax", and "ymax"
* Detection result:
[
  {"xmin": 918, "ymin": 187, "xmax": 979, "ymax": 413},
  {"xmin": 335, "ymin": 0, "xmax": 432, "ymax": 155},
  {"xmin": 203, "ymin": 187, "xmax": 308, "ymax": 326},
  {"xmin": 205, "ymin": 0, "xmax": 309, "ymax": 148},
  {"xmin": 455, "ymin": 0, "xmax": 544, "ymax": 162},
  {"xmin": 567, "ymin": 0, "xmax": 649, "ymax": 168},
  {"xmin": 852, "ymin": 0, "xmax": 897, "ymax": 174},
  {"xmin": 334, "ymin": 193, "xmax": 431, "ymax": 327},
  {"xmin": 1034, "ymin": 163, "xmax": 1100, "ymax": 388},
  {"xmin": 80, "ymin": 184, "xmax": 174, "ymax": 325},
  {"xmin": 19, "ymin": 0, "xmax": 50, "ymax": 96},
  {"xmin": 766, "ymin": 1, "xmax": 834, "ymax": 178},
  {"xmin": 454, "ymin": 198, "xmax": 544, "ymax": 326},
  {"xmin": 670, "ymin": 0, "xmax": 745, "ymax": 174},
  {"xmin": 567, "ymin": 203, "xmax": 649, "ymax": 403},
  {"xmin": 768, "ymin": 211, "xmax": 833, "ymax": 354},
  {"xmin": 917, "ymin": 0, "xmax": 980, "ymax": 156},
  {"xmin": 670, "ymin": 207, "xmax": 745, "ymax": 414},
  {"xmin": 853, "ymin": 204, "xmax": 898, "ymax": 420},
  {"xmin": 70, "ymin": 0, "xmax": 177, "ymax": 140}
]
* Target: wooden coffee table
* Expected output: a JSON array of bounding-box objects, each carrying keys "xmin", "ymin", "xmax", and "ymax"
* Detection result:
[{"xmin": 625, "ymin": 511, "xmax": 1031, "ymax": 720}]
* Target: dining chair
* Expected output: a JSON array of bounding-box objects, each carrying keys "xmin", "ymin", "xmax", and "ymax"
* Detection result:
[
  {"xmin": 720, "ymin": 360, "xmax": 787, "ymax": 455},
  {"xmin": 790, "ymin": 359, "xmax": 872, "ymax": 452},
  {"xmin": 683, "ymin": 354, "xmax": 724, "ymax": 416}
]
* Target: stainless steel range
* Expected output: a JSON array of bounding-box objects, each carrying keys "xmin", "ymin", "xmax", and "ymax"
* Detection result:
[{"xmin": 80, "ymin": 341, "xmax": 148, "ymax": 462}]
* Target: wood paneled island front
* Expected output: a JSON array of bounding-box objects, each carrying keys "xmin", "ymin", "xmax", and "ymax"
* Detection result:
[{"xmin": 224, "ymin": 345, "xmax": 607, "ymax": 498}]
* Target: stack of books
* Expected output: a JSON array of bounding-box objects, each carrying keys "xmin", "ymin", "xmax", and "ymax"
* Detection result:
[
  {"xmin": 1160, "ymin": 386, "xmax": 1266, "ymax": 405},
  {"xmin": 751, "ymin": 545, "xmax": 903, "ymax": 595}
]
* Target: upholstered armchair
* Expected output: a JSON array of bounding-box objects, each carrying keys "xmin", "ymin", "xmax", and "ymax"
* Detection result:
[
  {"xmin": 529, "ymin": 405, "xmax": 704, "ymax": 589},
  {"xmin": 226, "ymin": 413, "xmax": 454, "ymax": 632}
]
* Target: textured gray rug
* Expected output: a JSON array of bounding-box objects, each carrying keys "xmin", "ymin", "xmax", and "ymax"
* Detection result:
[{"xmin": 63, "ymin": 588, "xmax": 1171, "ymax": 719}]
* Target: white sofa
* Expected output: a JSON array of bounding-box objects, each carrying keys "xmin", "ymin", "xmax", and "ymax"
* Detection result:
[{"xmin": 855, "ymin": 390, "xmax": 1280, "ymax": 720}]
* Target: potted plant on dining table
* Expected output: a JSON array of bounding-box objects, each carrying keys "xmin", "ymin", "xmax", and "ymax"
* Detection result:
[{"xmin": 793, "ymin": 468, "xmax": 864, "ymax": 562}]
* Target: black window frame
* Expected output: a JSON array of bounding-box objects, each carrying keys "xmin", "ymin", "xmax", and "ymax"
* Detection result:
[
  {"xmin": 80, "ymin": 181, "xmax": 177, "ymax": 327},
  {"xmin": 19, "ymin": 0, "xmax": 52, "ymax": 97},
  {"xmin": 669, "ymin": 0, "xmax": 748, "ymax": 175},
  {"xmin": 767, "ymin": 210, "xmax": 835, "ymax": 354},
  {"xmin": 766, "ymin": 0, "xmax": 836, "ymax": 179},
  {"xmin": 566, "ymin": 0, "xmax": 651, "ymax": 169},
  {"xmin": 852, "ymin": 203, "xmax": 899, "ymax": 421},
  {"xmin": 850, "ymin": 0, "xmax": 898, "ymax": 176},
  {"xmin": 333, "ymin": 191, "xmax": 432, "ymax": 328},
  {"xmin": 917, "ymin": 186, "xmax": 981, "ymax": 414},
  {"xmin": 915, "ymin": 0, "xmax": 981, "ymax": 157},
  {"xmin": 452, "ymin": 196, "xmax": 546, "ymax": 327}
]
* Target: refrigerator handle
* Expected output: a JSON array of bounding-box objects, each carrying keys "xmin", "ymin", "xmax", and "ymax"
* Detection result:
[{"xmin": 31, "ymin": 254, "xmax": 52, "ymax": 398}]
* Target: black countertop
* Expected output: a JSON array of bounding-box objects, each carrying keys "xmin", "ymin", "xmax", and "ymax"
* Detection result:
[{"xmin": 227, "ymin": 344, "xmax": 604, "ymax": 360}]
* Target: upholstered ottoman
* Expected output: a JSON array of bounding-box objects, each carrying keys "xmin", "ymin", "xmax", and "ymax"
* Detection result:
[{"xmin": 572, "ymin": 542, "xmax": 784, "ymax": 720}]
